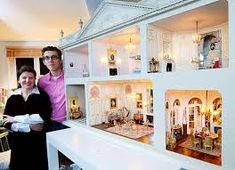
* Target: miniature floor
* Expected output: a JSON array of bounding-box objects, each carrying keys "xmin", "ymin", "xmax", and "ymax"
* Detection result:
[
  {"xmin": 92, "ymin": 123, "xmax": 154, "ymax": 145},
  {"xmin": 93, "ymin": 124, "xmax": 221, "ymax": 166},
  {"xmin": 104, "ymin": 124, "xmax": 154, "ymax": 139},
  {"xmin": 169, "ymin": 136, "xmax": 221, "ymax": 166}
]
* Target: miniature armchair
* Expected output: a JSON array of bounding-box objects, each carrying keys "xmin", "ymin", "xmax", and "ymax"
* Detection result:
[
  {"xmin": 191, "ymin": 133, "xmax": 201, "ymax": 148},
  {"xmin": 204, "ymin": 136, "xmax": 213, "ymax": 151}
]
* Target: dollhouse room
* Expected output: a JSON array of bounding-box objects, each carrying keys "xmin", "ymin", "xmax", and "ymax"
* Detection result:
[
  {"xmin": 165, "ymin": 90, "xmax": 222, "ymax": 165},
  {"xmin": 88, "ymin": 80, "xmax": 154, "ymax": 144}
]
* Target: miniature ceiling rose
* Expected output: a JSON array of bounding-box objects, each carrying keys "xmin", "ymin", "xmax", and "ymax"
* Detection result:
[{"xmin": 90, "ymin": 86, "xmax": 100, "ymax": 98}]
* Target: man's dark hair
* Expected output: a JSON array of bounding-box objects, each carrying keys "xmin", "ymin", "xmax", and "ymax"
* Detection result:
[{"xmin": 42, "ymin": 46, "xmax": 62, "ymax": 60}]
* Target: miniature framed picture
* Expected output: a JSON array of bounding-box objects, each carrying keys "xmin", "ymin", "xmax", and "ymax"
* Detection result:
[
  {"xmin": 110, "ymin": 97, "xmax": 117, "ymax": 109},
  {"xmin": 70, "ymin": 96, "xmax": 79, "ymax": 113},
  {"xmin": 107, "ymin": 48, "xmax": 117, "ymax": 66},
  {"xmin": 137, "ymin": 101, "xmax": 143, "ymax": 109},
  {"xmin": 136, "ymin": 93, "xmax": 142, "ymax": 101}
]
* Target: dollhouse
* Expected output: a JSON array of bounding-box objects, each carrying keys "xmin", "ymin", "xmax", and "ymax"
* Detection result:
[{"xmin": 50, "ymin": 0, "xmax": 235, "ymax": 169}]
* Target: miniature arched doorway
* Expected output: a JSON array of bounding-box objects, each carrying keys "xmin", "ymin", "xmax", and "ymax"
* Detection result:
[
  {"xmin": 171, "ymin": 99, "xmax": 181, "ymax": 127},
  {"xmin": 188, "ymin": 97, "xmax": 203, "ymax": 133}
]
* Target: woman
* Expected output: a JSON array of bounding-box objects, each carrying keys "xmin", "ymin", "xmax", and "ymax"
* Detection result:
[{"xmin": 3, "ymin": 65, "xmax": 52, "ymax": 170}]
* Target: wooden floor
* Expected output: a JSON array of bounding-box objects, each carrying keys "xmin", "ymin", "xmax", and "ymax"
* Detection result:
[
  {"xmin": 169, "ymin": 136, "xmax": 221, "ymax": 166},
  {"xmin": 93, "ymin": 123, "xmax": 221, "ymax": 166}
]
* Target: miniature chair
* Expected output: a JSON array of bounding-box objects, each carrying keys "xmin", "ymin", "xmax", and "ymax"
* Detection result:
[
  {"xmin": 169, "ymin": 135, "xmax": 176, "ymax": 149},
  {"xmin": 191, "ymin": 134, "xmax": 201, "ymax": 148},
  {"xmin": 0, "ymin": 131, "xmax": 9, "ymax": 152},
  {"xmin": 190, "ymin": 128, "xmax": 201, "ymax": 148},
  {"xmin": 215, "ymin": 129, "xmax": 222, "ymax": 149},
  {"xmin": 0, "ymin": 130, "xmax": 10, "ymax": 170},
  {"xmin": 204, "ymin": 136, "xmax": 213, "ymax": 151}
]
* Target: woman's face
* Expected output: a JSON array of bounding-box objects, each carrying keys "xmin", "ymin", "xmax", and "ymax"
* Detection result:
[{"xmin": 18, "ymin": 71, "xmax": 35, "ymax": 90}]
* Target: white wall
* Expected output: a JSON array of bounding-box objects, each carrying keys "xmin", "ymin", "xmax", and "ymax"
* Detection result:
[
  {"xmin": 0, "ymin": 42, "xmax": 9, "ymax": 89},
  {"xmin": 88, "ymin": 81, "xmax": 152, "ymax": 126},
  {"xmin": 91, "ymin": 40, "xmax": 140, "ymax": 77},
  {"xmin": 148, "ymin": 22, "xmax": 228, "ymax": 72},
  {"xmin": 172, "ymin": 23, "xmax": 228, "ymax": 71},
  {"xmin": 64, "ymin": 50, "xmax": 88, "ymax": 78}
]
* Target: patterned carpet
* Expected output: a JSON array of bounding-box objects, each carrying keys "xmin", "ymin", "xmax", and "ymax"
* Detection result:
[
  {"xmin": 105, "ymin": 124, "xmax": 154, "ymax": 139},
  {"xmin": 179, "ymin": 139, "xmax": 221, "ymax": 157}
]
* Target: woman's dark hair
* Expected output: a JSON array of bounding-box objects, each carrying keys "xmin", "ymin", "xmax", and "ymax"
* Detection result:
[
  {"xmin": 17, "ymin": 65, "xmax": 36, "ymax": 88},
  {"xmin": 42, "ymin": 46, "xmax": 62, "ymax": 59}
]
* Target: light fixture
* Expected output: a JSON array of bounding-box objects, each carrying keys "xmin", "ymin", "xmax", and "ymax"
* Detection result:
[
  {"xmin": 125, "ymin": 37, "xmax": 136, "ymax": 54},
  {"xmin": 202, "ymin": 90, "xmax": 212, "ymax": 117},
  {"xmin": 192, "ymin": 21, "xmax": 201, "ymax": 44}
]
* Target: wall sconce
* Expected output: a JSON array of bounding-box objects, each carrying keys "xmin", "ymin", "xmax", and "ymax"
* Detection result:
[
  {"xmin": 125, "ymin": 37, "xmax": 136, "ymax": 54},
  {"xmin": 192, "ymin": 21, "xmax": 201, "ymax": 44}
]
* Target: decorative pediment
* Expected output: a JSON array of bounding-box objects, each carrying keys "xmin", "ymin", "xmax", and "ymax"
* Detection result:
[
  {"xmin": 80, "ymin": 2, "xmax": 152, "ymax": 39},
  {"xmin": 139, "ymin": 0, "xmax": 184, "ymax": 8},
  {"xmin": 59, "ymin": 0, "xmax": 198, "ymax": 48}
]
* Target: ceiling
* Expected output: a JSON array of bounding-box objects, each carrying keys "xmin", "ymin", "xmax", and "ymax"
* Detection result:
[
  {"xmin": 0, "ymin": 0, "xmax": 102, "ymax": 41},
  {"xmin": 95, "ymin": 26, "xmax": 140, "ymax": 45},
  {"xmin": 0, "ymin": 0, "xmax": 228, "ymax": 42},
  {"xmin": 87, "ymin": 0, "xmax": 228, "ymax": 46},
  {"xmin": 153, "ymin": 0, "xmax": 228, "ymax": 32}
]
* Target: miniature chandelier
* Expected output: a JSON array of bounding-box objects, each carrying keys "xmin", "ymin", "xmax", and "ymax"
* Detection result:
[
  {"xmin": 192, "ymin": 21, "xmax": 201, "ymax": 44},
  {"xmin": 125, "ymin": 37, "xmax": 136, "ymax": 54},
  {"xmin": 202, "ymin": 90, "xmax": 212, "ymax": 116}
]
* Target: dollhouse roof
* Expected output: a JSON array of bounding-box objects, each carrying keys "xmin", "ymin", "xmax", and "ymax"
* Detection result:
[
  {"xmin": 59, "ymin": 0, "xmax": 197, "ymax": 48},
  {"xmin": 79, "ymin": 1, "xmax": 153, "ymax": 38}
]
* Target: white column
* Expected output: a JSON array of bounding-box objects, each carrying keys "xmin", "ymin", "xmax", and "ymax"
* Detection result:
[
  {"xmin": 139, "ymin": 22, "xmax": 148, "ymax": 74},
  {"xmin": 228, "ymin": 0, "xmax": 235, "ymax": 69},
  {"xmin": 47, "ymin": 142, "xmax": 59, "ymax": 170},
  {"xmin": 88, "ymin": 40, "xmax": 93, "ymax": 76}
]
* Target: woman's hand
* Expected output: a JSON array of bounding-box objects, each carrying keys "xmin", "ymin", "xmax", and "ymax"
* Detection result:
[{"xmin": 3, "ymin": 115, "xmax": 14, "ymax": 125}]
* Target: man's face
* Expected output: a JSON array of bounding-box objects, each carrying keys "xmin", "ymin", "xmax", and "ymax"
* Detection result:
[{"xmin": 43, "ymin": 50, "xmax": 63, "ymax": 72}]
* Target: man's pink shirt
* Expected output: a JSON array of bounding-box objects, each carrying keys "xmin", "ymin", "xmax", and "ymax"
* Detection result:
[{"xmin": 38, "ymin": 72, "xmax": 66, "ymax": 122}]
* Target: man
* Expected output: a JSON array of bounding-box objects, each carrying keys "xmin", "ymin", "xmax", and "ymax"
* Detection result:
[
  {"xmin": 38, "ymin": 46, "xmax": 66, "ymax": 128},
  {"xmin": 38, "ymin": 46, "xmax": 73, "ymax": 168}
]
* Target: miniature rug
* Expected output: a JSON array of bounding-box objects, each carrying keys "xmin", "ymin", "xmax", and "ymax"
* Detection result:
[
  {"xmin": 105, "ymin": 124, "xmax": 154, "ymax": 139},
  {"xmin": 179, "ymin": 139, "xmax": 221, "ymax": 157}
]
